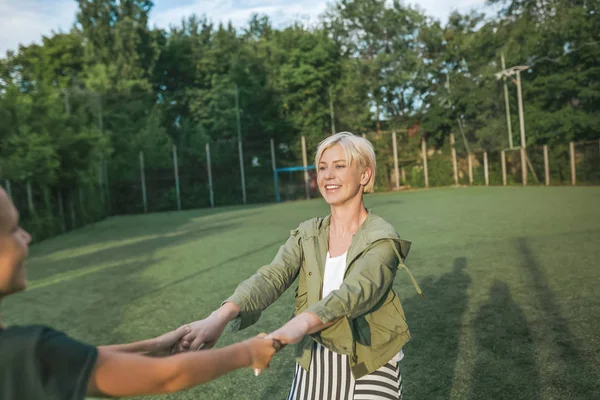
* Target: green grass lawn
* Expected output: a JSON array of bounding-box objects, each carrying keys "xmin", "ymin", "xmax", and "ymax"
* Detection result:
[{"xmin": 5, "ymin": 187, "xmax": 600, "ymax": 400}]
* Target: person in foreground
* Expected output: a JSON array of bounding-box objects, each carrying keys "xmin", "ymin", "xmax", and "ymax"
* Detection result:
[
  {"xmin": 178, "ymin": 132, "xmax": 423, "ymax": 399},
  {"xmin": 0, "ymin": 187, "xmax": 278, "ymax": 399}
]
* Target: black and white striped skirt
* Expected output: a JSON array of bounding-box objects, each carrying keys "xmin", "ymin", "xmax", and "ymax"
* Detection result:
[{"xmin": 287, "ymin": 343, "xmax": 403, "ymax": 400}]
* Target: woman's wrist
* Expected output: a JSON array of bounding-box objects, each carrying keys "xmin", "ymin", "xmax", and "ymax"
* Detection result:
[{"xmin": 212, "ymin": 302, "xmax": 240, "ymax": 325}]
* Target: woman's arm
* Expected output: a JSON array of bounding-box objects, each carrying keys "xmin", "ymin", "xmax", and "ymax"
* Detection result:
[
  {"xmin": 265, "ymin": 311, "xmax": 338, "ymax": 345},
  {"xmin": 87, "ymin": 334, "xmax": 277, "ymax": 398},
  {"xmin": 179, "ymin": 230, "xmax": 303, "ymax": 351},
  {"xmin": 99, "ymin": 325, "xmax": 190, "ymax": 356}
]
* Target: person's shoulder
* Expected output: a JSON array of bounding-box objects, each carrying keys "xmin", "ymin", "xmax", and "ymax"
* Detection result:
[
  {"xmin": 363, "ymin": 212, "xmax": 412, "ymax": 259},
  {"xmin": 292, "ymin": 215, "xmax": 329, "ymax": 238},
  {"xmin": 364, "ymin": 212, "xmax": 400, "ymax": 238},
  {"xmin": 0, "ymin": 325, "xmax": 56, "ymax": 367},
  {"xmin": 0, "ymin": 324, "xmax": 58, "ymax": 345}
]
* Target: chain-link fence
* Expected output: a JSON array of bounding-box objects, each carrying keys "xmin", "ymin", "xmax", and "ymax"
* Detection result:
[{"xmin": 4, "ymin": 134, "xmax": 599, "ymax": 242}]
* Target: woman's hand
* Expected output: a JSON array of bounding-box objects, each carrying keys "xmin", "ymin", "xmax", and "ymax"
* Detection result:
[
  {"xmin": 177, "ymin": 302, "xmax": 241, "ymax": 352},
  {"xmin": 152, "ymin": 325, "xmax": 191, "ymax": 356}
]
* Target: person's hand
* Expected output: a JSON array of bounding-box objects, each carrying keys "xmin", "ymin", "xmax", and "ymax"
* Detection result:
[
  {"xmin": 265, "ymin": 317, "xmax": 309, "ymax": 345},
  {"xmin": 177, "ymin": 315, "xmax": 228, "ymax": 352},
  {"xmin": 242, "ymin": 333, "xmax": 283, "ymax": 375},
  {"xmin": 152, "ymin": 325, "xmax": 191, "ymax": 356}
]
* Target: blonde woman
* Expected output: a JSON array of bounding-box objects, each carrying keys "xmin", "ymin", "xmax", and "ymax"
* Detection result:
[{"xmin": 179, "ymin": 132, "xmax": 423, "ymax": 399}]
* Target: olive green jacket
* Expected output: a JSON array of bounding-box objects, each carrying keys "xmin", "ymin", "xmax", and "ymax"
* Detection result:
[{"xmin": 224, "ymin": 211, "xmax": 423, "ymax": 378}]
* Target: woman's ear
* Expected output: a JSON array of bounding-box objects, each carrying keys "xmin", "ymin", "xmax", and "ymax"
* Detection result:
[{"xmin": 360, "ymin": 167, "xmax": 372, "ymax": 186}]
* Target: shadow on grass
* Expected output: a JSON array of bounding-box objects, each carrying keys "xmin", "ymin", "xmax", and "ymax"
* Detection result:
[
  {"xmin": 469, "ymin": 280, "xmax": 541, "ymax": 400},
  {"xmin": 517, "ymin": 237, "xmax": 599, "ymax": 398},
  {"xmin": 29, "ymin": 203, "xmax": 268, "ymax": 258},
  {"xmin": 128, "ymin": 238, "xmax": 285, "ymax": 302},
  {"xmin": 397, "ymin": 257, "xmax": 471, "ymax": 399},
  {"xmin": 27, "ymin": 221, "xmax": 241, "ymax": 282},
  {"xmin": 6, "ymin": 257, "xmax": 163, "ymax": 346}
]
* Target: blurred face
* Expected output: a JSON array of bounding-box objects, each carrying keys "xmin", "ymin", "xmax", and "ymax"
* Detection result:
[
  {"xmin": 0, "ymin": 190, "xmax": 31, "ymax": 296},
  {"xmin": 317, "ymin": 144, "xmax": 371, "ymax": 206}
]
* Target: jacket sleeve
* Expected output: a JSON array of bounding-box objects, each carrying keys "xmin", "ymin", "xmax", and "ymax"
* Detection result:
[
  {"xmin": 306, "ymin": 240, "xmax": 401, "ymax": 323},
  {"xmin": 223, "ymin": 229, "xmax": 303, "ymax": 331}
]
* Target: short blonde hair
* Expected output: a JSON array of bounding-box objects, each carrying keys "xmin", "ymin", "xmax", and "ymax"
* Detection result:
[{"xmin": 314, "ymin": 132, "xmax": 376, "ymax": 193}]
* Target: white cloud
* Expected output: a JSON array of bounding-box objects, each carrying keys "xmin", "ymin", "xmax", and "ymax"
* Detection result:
[
  {"xmin": 149, "ymin": 0, "xmax": 328, "ymax": 31},
  {"xmin": 0, "ymin": 0, "xmax": 77, "ymax": 56}
]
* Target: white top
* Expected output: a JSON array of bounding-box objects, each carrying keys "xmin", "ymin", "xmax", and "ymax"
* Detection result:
[
  {"xmin": 322, "ymin": 251, "xmax": 404, "ymax": 363},
  {"xmin": 322, "ymin": 251, "xmax": 348, "ymax": 298}
]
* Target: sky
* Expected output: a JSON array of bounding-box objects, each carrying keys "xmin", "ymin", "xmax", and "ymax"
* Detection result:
[{"xmin": 0, "ymin": 0, "xmax": 498, "ymax": 56}]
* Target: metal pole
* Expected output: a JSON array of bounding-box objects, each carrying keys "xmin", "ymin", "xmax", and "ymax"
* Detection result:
[
  {"xmin": 173, "ymin": 145, "xmax": 181, "ymax": 211},
  {"xmin": 139, "ymin": 151, "xmax": 148, "ymax": 213},
  {"xmin": 234, "ymin": 84, "xmax": 247, "ymax": 204},
  {"xmin": 26, "ymin": 181, "xmax": 36, "ymax": 216},
  {"xmin": 468, "ymin": 153, "xmax": 473, "ymax": 185},
  {"xmin": 422, "ymin": 138, "xmax": 429, "ymax": 188},
  {"xmin": 4, "ymin": 180, "xmax": 11, "ymax": 198},
  {"xmin": 329, "ymin": 86, "xmax": 335, "ymax": 135},
  {"xmin": 57, "ymin": 189, "xmax": 66, "ymax": 232},
  {"xmin": 516, "ymin": 70, "xmax": 528, "ymax": 186},
  {"xmin": 543, "ymin": 145, "xmax": 550, "ymax": 186},
  {"xmin": 484, "ymin": 151, "xmax": 489, "ymax": 186},
  {"xmin": 450, "ymin": 133, "xmax": 458, "ymax": 186},
  {"xmin": 301, "ymin": 136, "xmax": 310, "ymax": 200},
  {"xmin": 501, "ymin": 54, "xmax": 514, "ymax": 149},
  {"xmin": 392, "ymin": 131, "xmax": 400, "ymax": 189},
  {"xmin": 270, "ymin": 138, "xmax": 278, "ymax": 202},
  {"xmin": 501, "ymin": 150, "xmax": 507, "ymax": 186},
  {"xmin": 570, "ymin": 141, "xmax": 576, "ymax": 186},
  {"xmin": 205, "ymin": 143, "xmax": 214, "ymax": 208}
]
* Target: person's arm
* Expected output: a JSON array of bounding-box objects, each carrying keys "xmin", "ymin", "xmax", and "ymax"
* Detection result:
[
  {"xmin": 99, "ymin": 325, "xmax": 190, "ymax": 356},
  {"xmin": 264, "ymin": 311, "xmax": 337, "ymax": 345},
  {"xmin": 179, "ymin": 229, "xmax": 303, "ymax": 351},
  {"xmin": 87, "ymin": 334, "xmax": 277, "ymax": 398}
]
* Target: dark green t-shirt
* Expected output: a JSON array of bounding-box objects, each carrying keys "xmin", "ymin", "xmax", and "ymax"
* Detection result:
[{"xmin": 0, "ymin": 325, "xmax": 98, "ymax": 400}]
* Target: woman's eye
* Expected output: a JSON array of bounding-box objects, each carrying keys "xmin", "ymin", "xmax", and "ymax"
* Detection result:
[{"xmin": 336, "ymin": 165, "xmax": 346, "ymax": 169}]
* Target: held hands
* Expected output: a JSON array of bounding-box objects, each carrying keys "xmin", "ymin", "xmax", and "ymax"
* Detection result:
[
  {"xmin": 152, "ymin": 325, "xmax": 192, "ymax": 356},
  {"xmin": 244, "ymin": 333, "xmax": 285, "ymax": 376},
  {"xmin": 176, "ymin": 314, "xmax": 228, "ymax": 353}
]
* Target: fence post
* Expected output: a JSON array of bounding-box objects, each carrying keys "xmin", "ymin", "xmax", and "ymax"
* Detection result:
[
  {"xmin": 468, "ymin": 153, "xmax": 473, "ymax": 185},
  {"xmin": 173, "ymin": 145, "xmax": 181, "ymax": 211},
  {"xmin": 4, "ymin": 180, "xmax": 11, "ymax": 198},
  {"xmin": 521, "ymin": 148, "xmax": 527, "ymax": 186},
  {"xmin": 234, "ymin": 84, "xmax": 247, "ymax": 205},
  {"xmin": 139, "ymin": 151, "xmax": 148, "ymax": 213},
  {"xmin": 392, "ymin": 131, "xmax": 400, "ymax": 189},
  {"xmin": 543, "ymin": 145, "xmax": 550, "ymax": 186},
  {"xmin": 69, "ymin": 192, "xmax": 76, "ymax": 229},
  {"xmin": 301, "ymin": 136, "xmax": 310, "ymax": 199},
  {"xmin": 270, "ymin": 138, "xmax": 278, "ymax": 202},
  {"xmin": 401, "ymin": 168, "xmax": 406, "ymax": 185},
  {"xmin": 103, "ymin": 159, "xmax": 110, "ymax": 214},
  {"xmin": 57, "ymin": 189, "xmax": 66, "ymax": 232},
  {"xmin": 78, "ymin": 185, "xmax": 85, "ymax": 224},
  {"xmin": 422, "ymin": 138, "xmax": 429, "ymax": 188},
  {"xmin": 26, "ymin": 181, "xmax": 36, "ymax": 216},
  {"xmin": 97, "ymin": 161, "xmax": 105, "ymax": 213},
  {"xmin": 450, "ymin": 133, "xmax": 458, "ymax": 186},
  {"xmin": 570, "ymin": 141, "xmax": 576, "ymax": 186},
  {"xmin": 205, "ymin": 143, "xmax": 215, "ymax": 208},
  {"xmin": 484, "ymin": 151, "xmax": 489, "ymax": 186},
  {"xmin": 501, "ymin": 150, "xmax": 507, "ymax": 186}
]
